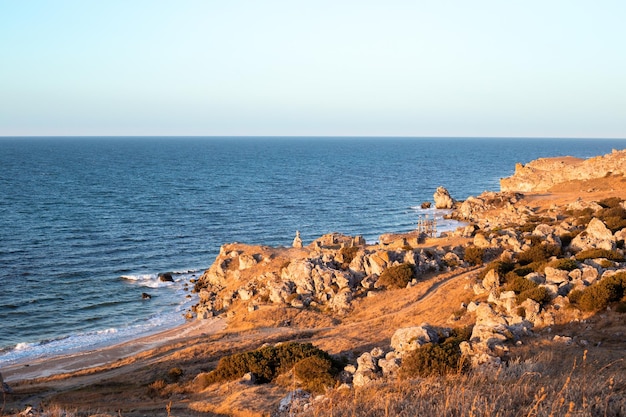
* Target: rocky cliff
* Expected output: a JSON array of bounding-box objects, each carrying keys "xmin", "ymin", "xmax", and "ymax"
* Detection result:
[{"xmin": 500, "ymin": 148, "xmax": 626, "ymax": 192}]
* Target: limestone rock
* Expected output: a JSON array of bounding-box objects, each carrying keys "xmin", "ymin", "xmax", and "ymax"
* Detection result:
[
  {"xmin": 566, "ymin": 198, "xmax": 603, "ymax": 213},
  {"xmin": 353, "ymin": 352, "xmax": 381, "ymax": 387},
  {"xmin": 378, "ymin": 354, "xmax": 400, "ymax": 377},
  {"xmin": 390, "ymin": 324, "xmax": 439, "ymax": 355},
  {"xmin": 544, "ymin": 267, "xmax": 570, "ymax": 285},
  {"xmin": 482, "ymin": 269, "xmax": 501, "ymax": 292},
  {"xmin": 238, "ymin": 254, "xmax": 258, "ymax": 270},
  {"xmin": 553, "ymin": 335, "xmax": 573, "ymax": 345},
  {"xmin": 238, "ymin": 288, "xmax": 254, "ymax": 301},
  {"xmin": 434, "ymin": 186, "xmax": 455, "ymax": 209},
  {"xmin": 278, "ymin": 389, "xmax": 310, "ymax": 413},
  {"xmin": 570, "ymin": 218, "xmax": 616, "ymax": 252},
  {"xmin": 525, "ymin": 272, "xmax": 545, "ymax": 285}
]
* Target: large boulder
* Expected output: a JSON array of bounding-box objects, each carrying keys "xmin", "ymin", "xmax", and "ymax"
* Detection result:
[
  {"xmin": 434, "ymin": 186, "xmax": 456, "ymax": 209},
  {"xmin": 570, "ymin": 218, "xmax": 616, "ymax": 252},
  {"xmin": 482, "ymin": 269, "xmax": 501, "ymax": 292},
  {"xmin": 390, "ymin": 324, "xmax": 439, "ymax": 355}
]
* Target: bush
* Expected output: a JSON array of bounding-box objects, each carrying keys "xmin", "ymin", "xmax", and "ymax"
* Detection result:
[
  {"xmin": 598, "ymin": 197, "xmax": 623, "ymax": 209},
  {"xmin": 478, "ymin": 260, "xmax": 515, "ymax": 281},
  {"xmin": 202, "ymin": 342, "xmax": 337, "ymax": 386},
  {"xmin": 504, "ymin": 273, "xmax": 538, "ymax": 294},
  {"xmin": 293, "ymin": 356, "xmax": 336, "ymax": 393},
  {"xmin": 517, "ymin": 286, "xmax": 551, "ymax": 305},
  {"xmin": 378, "ymin": 263, "xmax": 415, "ymax": 289},
  {"xmin": 547, "ymin": 258, "xmax": 579, "ymax": 271},
  {"xmin": 571, "ymin": 273, "xmax": 626, "ymax": 311},
  {"xmin": 511, "ymin": 266, "xmax": 535, "ymax": 277},
  {"xmin": 517, "ymin": 243, "xmax": 561, "ymax": 265},
  {"xmin": 575, "ymin": 249, "xmax": 625, "ymax": 262},
  {"xmin": 464, "ymin": 246, "xmax": 484, "ymax": 266},
  {"xmin": 399, "ymin": 327, "xmax": 471, "ymax": 378}
]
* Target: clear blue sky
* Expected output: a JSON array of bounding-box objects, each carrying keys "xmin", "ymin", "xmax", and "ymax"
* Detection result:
[{"xmin": 1, "ymin": 0, "xmax": 625, "ymax": 137}]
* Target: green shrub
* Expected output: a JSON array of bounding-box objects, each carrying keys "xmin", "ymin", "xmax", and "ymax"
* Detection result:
[
  {"xmin": 478, "ymin": 260, "xmax": 515, "ymax": 281},
  {"xmin": 517, "ymin": 286, "xmax": 551, "ymax": 305},
  {"xmin": 511, "ymin": 266, "xmax": 535, "ymax": 277},
  {"xmin": 517, "ymin": 243, "xmax": 561, "ymax": 265},
  {"xmin": 596, "ymin": 205, "xmax": 626, "ymax": 232},
  {"xmin": 202, "ymin": 342, "xmax": 337, "ymax": 386},
  {"xmin": 293, "ymin": 356, "xmax": 336, "ymax": 393},
  {"xmin": 399, "ymin": 327, "xmax": 472, "ymax": 378},
  {"xmin": 575, "ymin": 249, "xmax": 625, "ymax": 262},
  {"xmin": 598, "ymin": 197, "xmax": 623, "ymax": 209},
  {"xmin": 547, "ymin": 258, "xmax": 580, "ymax": 271},
  {"xmin": 464, "ymin": 246, "xmax": 484, "ymax": 266},
  {"xmin": 504, "ymin": 273, "xmax": 538, "ymax": 294},
  {"xmin": 378, "ymin": 263, "xmax": 415, "ymax": 289},
  {"xmin": 570, "ymin": 273, "xmax": 626, "ymax": 311},
  {"xmin": 568, "ymin": 289, "xmax": 583, "ymax": 303}
]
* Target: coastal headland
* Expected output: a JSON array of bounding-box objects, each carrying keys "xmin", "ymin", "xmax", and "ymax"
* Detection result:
[{"xmin": 2, "ymin": 149, "xmax": 626, "ymax": 417}]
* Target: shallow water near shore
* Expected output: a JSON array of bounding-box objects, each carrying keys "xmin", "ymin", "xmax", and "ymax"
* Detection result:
[{"xmin": 1, "ymin": 136, "xmax": 624, "ymax": 366}]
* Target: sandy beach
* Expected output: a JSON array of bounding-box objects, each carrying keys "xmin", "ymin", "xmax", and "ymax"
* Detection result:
[{"xmin": 2, "ymin": 318, "xmax": 225, "ymax": 383}]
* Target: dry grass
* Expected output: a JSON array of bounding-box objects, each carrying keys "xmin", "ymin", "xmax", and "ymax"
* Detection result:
[{"xmin": 303, "ymin": 348, "xmax": 625, "ymax": 417}]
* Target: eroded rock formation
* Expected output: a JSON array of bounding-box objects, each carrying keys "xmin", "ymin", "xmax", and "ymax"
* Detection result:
[{"xmin": 500, "ymin": 148, "xmax": 626, "ymax": 192}]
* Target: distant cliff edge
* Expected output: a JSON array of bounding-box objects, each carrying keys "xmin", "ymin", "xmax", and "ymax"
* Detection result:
[{"xmin": 500, "ymin": 148, "xmax": 626, "ymax": 192}]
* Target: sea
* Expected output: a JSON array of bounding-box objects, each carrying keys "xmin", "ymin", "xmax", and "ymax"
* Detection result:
[{"xmin": 1, "ymin": 137, "xmax": 625, "ymax": 366}]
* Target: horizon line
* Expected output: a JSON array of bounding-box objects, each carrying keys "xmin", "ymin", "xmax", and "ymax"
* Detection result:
[{"xmin": 1, "ymin": 135, "xmax": 626, "ymax": 140}]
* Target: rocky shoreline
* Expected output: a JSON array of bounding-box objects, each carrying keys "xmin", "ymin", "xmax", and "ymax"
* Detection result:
[{"xmin": 186, "ymin": 148, "xmax": 626, "ymax": 391}]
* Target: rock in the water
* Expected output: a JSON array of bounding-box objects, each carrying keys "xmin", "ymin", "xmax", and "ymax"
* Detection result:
[
  {"xmin": 433, "ymin": 186, "xmax": 455, "ymax": 209},
  {"xmin": 159, "ymin": 272, "xmax": 174, "ymax": 282},
  {"xmin": 421, "ymin": 201, "xmax": 431, "ymax": 209},
  {"xmin": 142, "ymin": 292, "xmax": 152, "ymax": 300}
]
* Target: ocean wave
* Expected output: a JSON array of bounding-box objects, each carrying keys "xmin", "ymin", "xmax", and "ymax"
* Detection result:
[
  {"xmin": 120, "ymin": 274, "xmax": 175, "ymax": 288},
  {"xmin": 0, "ymin": 319, "xmax": 179, "ymax": 366}
]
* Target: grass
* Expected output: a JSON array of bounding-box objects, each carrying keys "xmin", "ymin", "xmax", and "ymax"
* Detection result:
[{"xmin": 302, "ymin": 349, "xmax": 626, "ymax": 416}]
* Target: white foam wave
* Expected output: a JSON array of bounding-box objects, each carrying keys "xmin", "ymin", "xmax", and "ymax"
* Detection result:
[
  {"xmin": 0, "ymin": 272, "xmax": 199, "ymax": 367},
  {"xmin": 0, "ymin": 314, "xmax": 186, "ymax": 366},
  {"xmin": 120, "ymin": 273, "xmax": 174, "ymax": 288},
  {"xmin": 14, "ymin": 342, "xmax": 37, "ymax": 351}
]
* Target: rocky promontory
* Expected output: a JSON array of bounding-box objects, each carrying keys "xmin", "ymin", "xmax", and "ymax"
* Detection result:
[{"xmin": 500, "ymin": 148, "xmax": 626, "ymax": 192}]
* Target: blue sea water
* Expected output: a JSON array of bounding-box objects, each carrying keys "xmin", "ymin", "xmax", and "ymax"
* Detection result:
[{"xmin": 1, "ymin": 137, "xmax": 625, "ymax": 365}]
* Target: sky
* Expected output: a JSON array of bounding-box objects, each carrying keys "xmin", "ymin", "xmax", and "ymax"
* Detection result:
[{"xmin": 1, "ymin": 0, "xmax": 625, "ymax": 138}]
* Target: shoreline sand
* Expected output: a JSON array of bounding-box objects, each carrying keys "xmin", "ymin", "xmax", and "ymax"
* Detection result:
[{"xmin": 1, "ymin": 318, "xmax": 225, "ymax": 383}]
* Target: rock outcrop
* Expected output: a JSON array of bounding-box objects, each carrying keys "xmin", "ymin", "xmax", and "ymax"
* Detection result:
[
  {"xmin": 500, "ymin": 149, "xmax": 626, "ymax": 192},
  {"xmin": 191, "ymin": 233, "xmax": 470, "ymax": 319},
  {"xmin": 570, "ymin": 218, "xmax": 616, "ymax": 252},
  {"xmin": 434, "ymin": 186, "xmax": 455, "ymax": 209}
]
